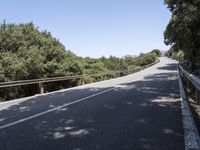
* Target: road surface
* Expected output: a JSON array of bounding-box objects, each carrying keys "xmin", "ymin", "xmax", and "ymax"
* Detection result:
[{"xmin": 0, "ymin": 57, "xmax": 184, "ymax": 150}]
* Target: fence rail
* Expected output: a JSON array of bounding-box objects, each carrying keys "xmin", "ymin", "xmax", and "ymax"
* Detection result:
[
  {"xmin": 0, "ymin": 69, "xmax": 142, "ymax": 95},
  {"xmin": 179, "ymin": 64, "xmax": 200, "ymax": 104},
  {"xmin": 0, "ymin": 75, "xmax": 84, "ymax": 94},
  {"xmin": 0, "ymin": 59, "xmax": 159, "ymax": 100}
]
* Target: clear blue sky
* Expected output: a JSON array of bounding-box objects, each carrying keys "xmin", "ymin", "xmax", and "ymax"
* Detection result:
[{"xmin": 0, "ymin": 0, "xmax": 170, "ymax": 58}]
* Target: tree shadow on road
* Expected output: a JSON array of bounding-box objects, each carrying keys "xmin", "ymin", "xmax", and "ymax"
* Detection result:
[
  {"xmin": 0, "ymin": 63, "xmax": 184, "ymax": 150},
  {"xmin": 157, "ymin": 63, "xmax": 178, "ymax": 71}
]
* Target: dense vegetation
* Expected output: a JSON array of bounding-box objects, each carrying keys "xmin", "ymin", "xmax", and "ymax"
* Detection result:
[
  {"xmin": 164, "ymin": 0, "xmax": 200, "ymax": 74},
  {"xmin": 0, "ymin": 22, "xmax": 159, "ymax": 101}
]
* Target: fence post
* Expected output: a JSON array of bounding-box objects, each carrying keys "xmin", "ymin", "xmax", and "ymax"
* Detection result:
[
  {"xmin": 196, "ymin": 89, "xmax": 199, "ymax": 104},
  {"xmin": 117, "ymin": 72, "xmax": 120, "ymax": 78},
  {"xmin": 186, "ymin": 77, "xmax": 189, "ymax": 89},
  {"xmin": 39, "ymin": 82, "xmax": 44, "ymax": 94},
  {"xmin": 82, "ymin": 79, "xmax": 85, "ymax": 85}
]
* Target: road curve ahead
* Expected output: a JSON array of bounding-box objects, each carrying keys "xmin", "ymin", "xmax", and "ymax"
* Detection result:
[{"xmin": 0, "ymin": 57, "xmax": 184, "ymax": 150}]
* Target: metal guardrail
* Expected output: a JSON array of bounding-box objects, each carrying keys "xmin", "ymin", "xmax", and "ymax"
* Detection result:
[
  {"xmin": 0, "ymin": 75, "xmax": 84, "ymax": 94},
  {"xmin": 0, "ymin": 59, "xmax": 160, "ymax": 98},
  {"xmin": 179, "ymin": 64, "xmax": 200, "ymax": 104},
  {"xmin": 0, "ymin": 70, "xmax": 133, "ymax": 94}
]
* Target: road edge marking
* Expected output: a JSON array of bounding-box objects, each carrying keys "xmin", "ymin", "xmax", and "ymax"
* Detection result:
[
  {"xmin": 0, "ymin": 87, "xmax": 116, "ymax": 130},
  {"xmin": 178, "ymin": 74, "xmax": 200, "ymax": 150}
]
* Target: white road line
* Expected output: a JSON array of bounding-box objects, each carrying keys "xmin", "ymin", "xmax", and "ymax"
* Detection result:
[
  {"xmin": 0, "ymin": 87, "xmax": 116, "ymax": 130},
  {"xmin": 178, "ymin": 74, "xmax": 200, "ymax": 150}
]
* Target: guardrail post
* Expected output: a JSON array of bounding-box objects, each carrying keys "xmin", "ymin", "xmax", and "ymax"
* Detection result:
[
  {"xmin": 39, "ymin": 82, "xmax": 44, "ymax": 94},
  {"xmin": 186, "ymin": 76, "xmax": 189, "ymax": 89},
  {"xmin": 196, "ymin": 89, "xmax": 199, "ymax": 104},
  {"xmin": 82, "ymin": 79, "xmax": 85, "ymax": 85}
]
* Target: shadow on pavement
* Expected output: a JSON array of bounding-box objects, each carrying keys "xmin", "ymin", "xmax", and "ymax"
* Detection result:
[
  {"xmin": 0, "ymin": 62, "xmax": 184, "ymax": 150},
  {"xmin": 157, "ymin": 63, "xmax": 178, "ymax": 71}
]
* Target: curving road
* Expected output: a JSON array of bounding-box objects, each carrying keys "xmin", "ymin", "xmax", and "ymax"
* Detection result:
[{"xmin": 0, "ymin": 57, "xmax": 184, "ymax": 150}]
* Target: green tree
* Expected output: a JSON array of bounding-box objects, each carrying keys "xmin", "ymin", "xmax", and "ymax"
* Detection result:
[
  {"xmin": 0, "ymin": 21, "xmax": 160, "ymax": 101},
  {"xmin": 0, "ymin": 22, "xmax": 82, "ymax": 100},
  {"xmin": 151, "ymin": 49, "xmax": 161, "ymax": 57},
  {"xmin": 0, "ymin": 22, "xmax": 82, "ymax": 80},
  {"xmin": 164, "ymin": 0, "xmax": 200, "ymax": 71},
  {"xmin": 134, "ymin": 52, "xmax": 157, "ymax": 66}
]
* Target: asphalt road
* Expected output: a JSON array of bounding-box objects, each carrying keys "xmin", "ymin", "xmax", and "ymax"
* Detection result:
[{"xmin": 0, "ymin": 57, "xmax": 184, "ymax": 150}]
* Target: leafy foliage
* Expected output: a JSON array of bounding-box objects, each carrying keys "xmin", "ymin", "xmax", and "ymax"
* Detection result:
[
  {"xmin": 0, "ymin": 22, "xmax": 158, "ymax": 101},
  {"xmin": 134, "ymin": 52, "xmax": 157, "ymax": 66},
  {"xmin": 151, "ymin": 49, "xmax": 161, "ymax": 57},
  {"xmin": 0, "ymin": 22, "xmax": 82, "ymax": 81},
  {"xmin": 164, "ymin": 0, "xmax": 200, "ymax": 71}
]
